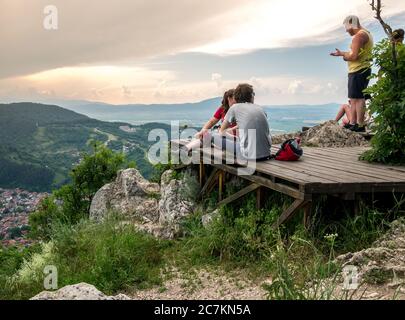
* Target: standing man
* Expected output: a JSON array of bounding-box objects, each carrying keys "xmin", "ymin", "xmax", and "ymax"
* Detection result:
[{"xmin": 331, "ymin": 15, "xmax": 374, "ymax": 133}]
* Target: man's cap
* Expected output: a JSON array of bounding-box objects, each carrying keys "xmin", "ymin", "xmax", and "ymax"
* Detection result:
[{"xmin": 343, "ymin": 15, "xmax": 360, "ymax": 29}]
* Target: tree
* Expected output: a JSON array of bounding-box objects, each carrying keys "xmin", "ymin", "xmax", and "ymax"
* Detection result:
[
  {"xmin": 361, "ymin": 1, "xmax": 405, "ymax": 164},
  {"xmin": 369, "ymin": 1, "xmax": 399, "ymax": 80},
  {"xmin": 30, "ymin": 141, "xmax": 129, "ymax": 239}
]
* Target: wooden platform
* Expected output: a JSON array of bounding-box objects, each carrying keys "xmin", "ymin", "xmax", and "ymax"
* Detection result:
[{"xmin": 171, "ymin": 140, "xmax": 405, "ymax": 228}]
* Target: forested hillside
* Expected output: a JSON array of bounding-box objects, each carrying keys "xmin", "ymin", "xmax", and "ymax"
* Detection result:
[{"xmin": 0, "ymin": 103, "xmax": 168, "ymax": 191}]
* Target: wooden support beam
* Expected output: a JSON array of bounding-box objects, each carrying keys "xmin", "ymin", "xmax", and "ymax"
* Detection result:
[
  {"xmin": 199, "ymin": 159, "xmax": 205, "ymax": 187},
  {"xmin": 256, "ymin": 187, "xmax": 267, "ymax": 210},
  {"xmin": 218, "ymin": 183, "xmax": 261, "ymax": 207},
  {"xmin": 199, "ymin": 168, "xmax": 219, "ymax": 199},
  {"xmin": 218, "ymin": 170, "xmax": 224, "ymax": 202},
  {"xmin": 212, "ymin": 163, "xmax": 307, "ymax": 200},
  {"xmin": 273, "ymin": 199, "xmax": 311, "ymax": 229},
  {"xmin": 303, "ymin": 202, "xmax": 313, "ymax": 229}
]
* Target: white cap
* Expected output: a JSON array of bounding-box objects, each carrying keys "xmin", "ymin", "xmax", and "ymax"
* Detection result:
[{"xmin": 343, "ymin": 15, "xmax": 360, "ymax": 29}]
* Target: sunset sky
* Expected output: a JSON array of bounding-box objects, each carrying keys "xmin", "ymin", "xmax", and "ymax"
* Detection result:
[{"xmin": 1, "ymin": 0, "xmax": 404, "ymax": 105}]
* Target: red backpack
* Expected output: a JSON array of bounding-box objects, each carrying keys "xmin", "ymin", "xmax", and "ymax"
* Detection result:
[{"xmin": 274, "ymin": 138, "xmax": 303, "ymax": 161}]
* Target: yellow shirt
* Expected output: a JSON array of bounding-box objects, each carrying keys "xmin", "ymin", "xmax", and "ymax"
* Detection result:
[{"xmin": 348, "ymin": 29, "xmax": 374, "ymax": 74}]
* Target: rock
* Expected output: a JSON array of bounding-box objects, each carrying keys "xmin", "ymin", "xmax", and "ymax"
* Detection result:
[
  {"xmin": 31, "ymin": 283, "xmax": 131, "ymax": 300},
  {"xmin": 202, "ymin": 209, "xmax": 220, "ymax": 228},
  {"xmin": 89, "ymin": 168, "xmax": 199, "ymax": 239},
  {"xmin": 90, "ymin": 169, "xmax": 160, "ymax": 223},
  {"xmin": 336, "ymin": 218, "xmax": 405, "ymax": 285},
  {"xmin": 272, "ymin": 120, "xmax": 369, "ymax": 148},
  {"xmin": 158, "ymin": 170, "xmax": 198, "ymax": 238}
]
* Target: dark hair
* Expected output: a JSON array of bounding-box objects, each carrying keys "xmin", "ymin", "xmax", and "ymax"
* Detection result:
[
  {"xmin": 393, "ymin": 29, "xmax": 404, "ymax": 41},
  {"xmin": 234, "ymin": 84, "xmax": 254, "ymax": 103},
  {"xmin": 221, "ymin": 89, "xmax": 235, "ymax": 112}
]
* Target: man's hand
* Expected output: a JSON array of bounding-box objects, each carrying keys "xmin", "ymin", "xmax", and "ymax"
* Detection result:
[{"xmin": 330, "ymin": 48, "xmax": 344, "ymax": 57}]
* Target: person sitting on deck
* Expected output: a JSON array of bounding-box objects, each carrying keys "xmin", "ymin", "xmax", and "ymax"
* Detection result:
[
  {"xmin": 183, "ymin": 89, "xmax": 237, "ymax": 152},
  {"xmin": 335, "ymin": 100, "xmax": 372, "ymax": 129},
  {"xmin": 195, "ymin": 89, "xmax": 237, "ymax": 139},
  {"xmin": 216, "ymin": 83, "xmax": 272, "ymax": 162}
]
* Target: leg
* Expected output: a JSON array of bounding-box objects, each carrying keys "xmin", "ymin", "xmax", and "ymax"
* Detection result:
[
  {"xmin": 349, "ymin": 99, "xmax": 358, "ymax": 125},
  {"xmin": 356, "ymin": 99, "xmax": 366, "ymax": 127},
  {"xmin": 211, "ymin": 132, "xmax": 244, "ymax": 164},
  {"xmin": 335, "ymin": 104, "xmax": 348, "ymax": 122},
  {"xmin": 336, "ymin": 104, "xmax": 352, "ymax": 126}
]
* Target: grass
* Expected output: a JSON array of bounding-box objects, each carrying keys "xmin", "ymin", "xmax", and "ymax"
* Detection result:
[
  {"xmin": 1, "ymin": 190, "xmax": 404, "ymax": 300},
  {"xmin": 2, "ymin": 217, "xmax": 167, "ymax": 299}
]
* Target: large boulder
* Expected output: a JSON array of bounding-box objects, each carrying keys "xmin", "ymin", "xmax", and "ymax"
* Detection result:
[
  {"xmin": 89, "ymin": 168, "xmax": 199, "ymax": 239},
  {"xmin": 31, "ymin": 283, "xmax": 130, "ymax": 300},
  {"xmin": 90, "ymin": 169, "xmax": 160, "ymax": 223}
]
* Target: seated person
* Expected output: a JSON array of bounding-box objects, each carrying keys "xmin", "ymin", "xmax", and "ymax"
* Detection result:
[
  {"xmin": 195, "ymin": 89, "xmax": 237, "ymax": 139},
  {"xmin": 336, "ymin": 100, "xmax": 372, "ymax": 129},
  {"xmin": 335, "ymin": 101, "xmax": 353, "ymax": 127},
  {"xmin": 184, "ymin": 89, "xmax": 236, "ymax": 151},
  {"xmin": 216, "ymin": 83, "xmax": 272, "ymax": 162}
]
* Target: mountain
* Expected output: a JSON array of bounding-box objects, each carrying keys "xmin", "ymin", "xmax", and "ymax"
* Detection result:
[
  {"xmin": 57, "ymin": 99, "xmax": 340, "ymax": 133},
  {"xmin": 57, "ymin": 98, "xmax": 223, "ymax": 126},
  {"xmin": 0, "ymin": 103, "xmax": 169, "ymax": 192}
]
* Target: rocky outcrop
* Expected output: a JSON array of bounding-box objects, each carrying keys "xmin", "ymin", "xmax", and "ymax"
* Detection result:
[
  {"xmin": 90, "ymin": 168, "xmax": 198, "ymax": 239},
  {"xmin": 90, "ymin": 169, "xmax": 160, "ymax": 223},
  {"xmin": 159, "ymin": 170, "xmax": 197, "ymax": 226},
  {"xmin": 272, "ymin": 120, "xmax": 369, "ymax": 148},
  {"xmin": 336, "ymin": 219, "xmax": 405, "ymax": 287},
  {"xmin": 31, "ymin": 283, "xmax": 131, "ymax": 300}
]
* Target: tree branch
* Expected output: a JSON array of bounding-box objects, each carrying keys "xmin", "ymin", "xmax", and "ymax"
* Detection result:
[{"xmin": 369, "ymin": 0, "xmax": 393, "ymax": 37}]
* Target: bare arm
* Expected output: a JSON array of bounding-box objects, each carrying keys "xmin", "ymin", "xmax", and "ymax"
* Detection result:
[
  {"xmin": 343, "ymin": 32, "xmax": 368, "ymax": 61},
  {"xmin": 195, "ymin": 117, "xmax": 219, "ymax": 138},
  {"xmin": 203, "ymin": 117, "xmax": 219, "ymax": 130},
  {"xmin": 219, "ymin": 120, "xmax": 230, "ymax": 135},
  {"xmin": 330, "ymin": 32, "xmax": 368, "ymax": 61}
]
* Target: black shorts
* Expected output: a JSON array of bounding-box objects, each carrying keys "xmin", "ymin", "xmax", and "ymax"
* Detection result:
[{"xmin": 348, "ymin": 68, "xmax": 371, "ymax": 99}]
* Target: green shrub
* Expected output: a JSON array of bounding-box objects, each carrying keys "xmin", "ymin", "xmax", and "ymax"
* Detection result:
[
  {"xmin": 10, "ymin": 218, "xmax": 165, "ymax": 298},
  {"xmin": 29, "ymin": 141, "xmax": 128, "ymax": 239},
  {"xmin": 362, "ymin": 40, "xmax": 405, "ymax": 164},
  {"xmin": 0, "ymin": 245, "xmax": 40, "ymax": 300}
]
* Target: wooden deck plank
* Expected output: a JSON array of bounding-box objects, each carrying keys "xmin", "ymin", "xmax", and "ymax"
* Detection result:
[
  {"xmin": 300, "ymin": 152, "xmax": 405, "ymax": 181},
  {"xmin": 200, "ymin": 146, "xmax": 328, "ymax": 185},
  {"xmin": 304, "ymin": 148, "xmax": 405, "ymax": 175},
  {"xmin": 257, "ymin": 160, "xmax": 390, "ymax": 183}
]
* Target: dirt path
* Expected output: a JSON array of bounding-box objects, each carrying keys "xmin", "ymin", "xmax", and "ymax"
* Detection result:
[{"xmin": 128, "ymin": 268, "xmax": 269, "ymax": 300}]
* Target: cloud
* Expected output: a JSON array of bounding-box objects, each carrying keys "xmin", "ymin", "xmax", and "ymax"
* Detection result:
[
  {"xmin": 288, "ymin": 80, "xmax": 305, "ymax": 95},
  {"xmin": 0, "ymin": 0, "xmax": 252, "ymax": 79},
  {"xmin": 3, "ymin": 0, "xmax": 404, "ymax": 80},
  {"xmin": 211, "ymin": 73, "xmax": 223, "ymax": 88}
]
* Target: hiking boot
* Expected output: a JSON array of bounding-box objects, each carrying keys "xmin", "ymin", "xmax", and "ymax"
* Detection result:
[
  {"xmin": 344, "ymin": 123, "xmax": 356, "ymax": 130},
  {"xmin": 353, "ymin": 125, "xmax": 366, "ymax": 133}
]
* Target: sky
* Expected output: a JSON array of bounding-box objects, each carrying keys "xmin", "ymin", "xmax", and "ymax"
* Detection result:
[{"xmin": 1, "ymin": 0, "xmax": 404, "ymax": 106}]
